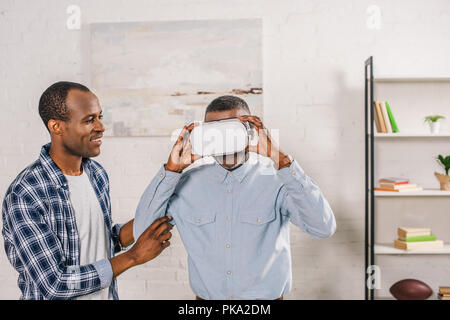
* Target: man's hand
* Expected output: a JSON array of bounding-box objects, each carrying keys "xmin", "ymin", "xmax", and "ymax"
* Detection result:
[
  {"xmin": 237, "ymin": 115, "xmax": 292, "ymax": 170},
  {"xmin": 165, "ymin": 123, "xmax": 201, "ymax": 173},
  {"xmin": 126, "ymin": 216, "xmax": 173, "ymax": 265},
  {"xmin": 110, "ymin": 216, "xmax": 173, "ymax": 278}
]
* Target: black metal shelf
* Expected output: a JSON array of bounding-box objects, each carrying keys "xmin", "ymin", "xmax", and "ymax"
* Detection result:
[
  {"xmin": 364, "ymin": 56, "xmax": 374, "ymax": 300},
  {"xmin": 364, "ymin": 56, "xmax": 450, "ymax": 300}
]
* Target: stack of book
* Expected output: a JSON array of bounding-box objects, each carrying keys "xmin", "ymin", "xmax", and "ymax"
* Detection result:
[
  {"xmin": 394, "ymin": 227, "xmax": 444, "ymax": 250},
  {"xmin": 374, "ymin": 177, "xmax": 423, "ymax": 192},
  {"xmin": 373, "ymin": 100, "xmax": 399, "ymax": 133},
  {"xmin": 438, "ymin": 287, "xmax": 450, "ymax": 300}
]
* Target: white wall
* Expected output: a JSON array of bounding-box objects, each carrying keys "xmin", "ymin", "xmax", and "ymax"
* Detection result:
[{"xmin": 1, "ymin": 0, "xmax": 450, "ymax": 299}]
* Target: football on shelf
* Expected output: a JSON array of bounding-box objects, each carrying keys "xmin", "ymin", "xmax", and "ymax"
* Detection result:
[{"xmin": 389, "ymin": 279, "xmax": 433, "ymax": 300}]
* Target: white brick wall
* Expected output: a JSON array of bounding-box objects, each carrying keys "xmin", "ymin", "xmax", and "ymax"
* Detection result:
[{"xmin": 1, "ymin": 0, "xmax": 450, "ymax": 299}]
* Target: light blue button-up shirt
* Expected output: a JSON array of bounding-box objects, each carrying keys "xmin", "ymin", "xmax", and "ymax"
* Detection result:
[{"xmin": 133, "ymin": 155, "xmax": 336, "ymax": 300}]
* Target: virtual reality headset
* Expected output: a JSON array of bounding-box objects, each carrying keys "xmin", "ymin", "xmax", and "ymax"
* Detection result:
[{"xmin": 190, "ymin": 118, "xmax": 258, "ymax": 157}]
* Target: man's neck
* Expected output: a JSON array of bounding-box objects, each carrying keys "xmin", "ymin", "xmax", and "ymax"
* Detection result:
[
  {"xmin": 219, "ymin": 152, "xmax": 249, "ymax": 171},
  {"xmin": 48, "ymin": 143, "xmax": 83, "ymax": 176}
]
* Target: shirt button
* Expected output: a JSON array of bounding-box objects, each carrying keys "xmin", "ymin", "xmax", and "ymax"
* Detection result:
[
  {"xmin": 196, "ymin": 218, "xmax": 201, "ymax": 224},
  {"xmin": 149, "ymin": 193, "xmax": 153, "ymax": 198},
  {"xmin": 257, "ymin": 219, "xmax": 262, "ymax": 224},
  {"xmin": 226, "ymin": 243, "xmax": 231, "ymax": 248},
  {"xmin": 292, "ymin": 170, "xmax": 296, "ymax": 176},
  {"xmin": 227, "ymin": 189, "xmax": 232, "ymax": 194},
  {"xmin": 229, "ymin": 172, "xmax": 233, "ymax": 177},
  {"xmin": 227, "ymin": 270, "xmax": 232, "ymax": 275},
  {"xmin": 71, "ymin": 229, "xmax": 75, "ymax": 233},
  {"xmin": 229, "ymin": 296, "xmax": 233, "ymax": 300},
  {"xmin": 226, "ymin": 216, "xmax": 231, "ymax": 221},
  {"xmin": 160, "ymin": 173, "xmax": 164, "ymax": 178},
  {"xmin": 237, "ymin": 178, "xmax": 241, "ymax": 182}
]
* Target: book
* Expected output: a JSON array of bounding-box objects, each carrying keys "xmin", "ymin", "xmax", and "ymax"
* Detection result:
[
  {"xmin": 398, "ymin": 234, "xmax": 437, "ymax": 242},
  {"xmin": 439, "ymin": 287, "xmax": 450, "ymax": 295},
  {"xmin": 398, "ymin": 227, "xmax": 431, "ymax": 238},
  {"xmin": 379, "ymin": 183, "xmax": 417, "ymax": 190},
  {"xmin": 374, "ymin": 187, "xmax": 423, "ymax": 192},
  {"xmin": 380, "ymin": 101, "xmax": 393, "ymax": 133},
  {"xmin": 385, "ymin": 101, "xmax": 399, "ymax": 133},
  {"xmin": 438, "ymin": 294, "xmax": 450, "ymax": 300},
  {"xmin": 373, "ymin": 102, "xmax": 382, "ymax": 133},
  {"xmin": 394, "ymin": 239, "xmax": 443, "ymax": 250},
  {"xmin": 374, "ymin": 101, "xmax": 387, "ymax": 133},
  {"xmin": 379, "ymin": 177, "xmax": 410, "ymax": 184}
]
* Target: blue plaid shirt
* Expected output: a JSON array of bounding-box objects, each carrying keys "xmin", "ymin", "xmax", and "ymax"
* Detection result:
[{"xmin": 2, "ymin": 143, "xmax": 121, "ymax": 300}]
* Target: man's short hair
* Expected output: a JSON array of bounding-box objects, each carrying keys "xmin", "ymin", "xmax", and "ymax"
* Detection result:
[
  {"xmin": 205, "ymin": 95, "xmax": 250, "ymax": 115},
  {"xmin": 38, "ymin": 81, "xmax": 90, "ymax": 131}
]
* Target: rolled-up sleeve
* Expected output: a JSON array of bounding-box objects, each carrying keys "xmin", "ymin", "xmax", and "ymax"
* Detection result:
[{"xmin": 277, "ymin": 160, "xmax": 336, "ymax": 239}]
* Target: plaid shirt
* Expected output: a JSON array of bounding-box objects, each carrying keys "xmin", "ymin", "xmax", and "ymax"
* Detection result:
[{"xmin": 2, "ymin": 143, "xmax": 122, "ymax": 300}]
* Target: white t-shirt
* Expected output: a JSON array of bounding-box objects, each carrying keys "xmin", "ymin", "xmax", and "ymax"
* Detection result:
[{"xmin": 64, "ymin": 170, "xmax": 112, "ymax": 300}]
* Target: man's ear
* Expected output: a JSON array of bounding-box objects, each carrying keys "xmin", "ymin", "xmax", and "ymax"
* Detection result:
[{"xmin": 48, "ymin": 119, "xmax": 63, "ymax": 136}]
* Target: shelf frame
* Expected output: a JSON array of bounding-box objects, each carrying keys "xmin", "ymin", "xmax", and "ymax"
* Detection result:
[
  {"xmin": 364, "ymin": 56, "xmax": 450, "ymax": 301},
  {"xmin": 364, "ymin": 56, "xmax": 375, "ymax": 300}
]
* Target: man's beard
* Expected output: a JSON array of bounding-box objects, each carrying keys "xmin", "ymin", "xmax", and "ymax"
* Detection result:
[{"xmin": 214, "ymin": 150, "xmax": 246, "ymax": 170}]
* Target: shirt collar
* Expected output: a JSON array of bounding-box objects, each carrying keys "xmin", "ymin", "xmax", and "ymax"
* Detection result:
[
  {"xmin": 39, "ymin": 143, "xmax": 92, "ymax": 189},
  {"xmin": 212, "ymin": 154, "xmax": 254, "ymax": 184}
]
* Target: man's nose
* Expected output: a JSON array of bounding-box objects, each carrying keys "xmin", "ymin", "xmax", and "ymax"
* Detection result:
[{"xmin": 95, "ymin": 119, "xmax": 105, "ymax": 132}]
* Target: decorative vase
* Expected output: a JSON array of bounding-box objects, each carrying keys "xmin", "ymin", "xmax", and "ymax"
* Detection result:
[
  {"xmin": 435, "ymin": 172, "xmax": 450, "ymax": 191},
  {"xmin": 429, "ymin": 121, "xmax": 441, "ymax": 134}
]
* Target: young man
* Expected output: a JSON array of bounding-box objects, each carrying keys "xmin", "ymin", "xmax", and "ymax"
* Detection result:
[
  {"xmin": 133, "ymin": 95, "xmax": 336, "ymax": 300},
  {"xmin": 2, "ymin": 82, "xmax": 173, "ymax": 300}
]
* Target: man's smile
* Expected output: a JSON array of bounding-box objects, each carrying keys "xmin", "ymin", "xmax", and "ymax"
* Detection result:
[{"xmin": 90, "ymin": 135, "xmax": 103, "ymax": 146}]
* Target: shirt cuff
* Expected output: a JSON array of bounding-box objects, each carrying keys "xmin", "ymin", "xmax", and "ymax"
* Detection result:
[
  {"xmin": 162, "ymin": 164, "xmax": 182, "ymax": 183},
  {"xmin": 277, "ymin": 160, "xmax": 307, "ymax": 185},
  {"xmin": 92, "ymin": 258, "xmax": 113, "ymax": 289}
]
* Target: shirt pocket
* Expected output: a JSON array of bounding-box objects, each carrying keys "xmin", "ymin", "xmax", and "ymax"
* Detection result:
[
  {"xmin": 239, "ymin": 209, "xmax": 276, "ymax": 226},
  {"xmin": 239, "ymin": 209, "xmax": 277, "ymax": 256},
  {"xmin": 182, "ymin": 211, "xmax": 217, "ymax": 255},
  {"xmin": 184, "ymin": 211, "xmax": 217, "ymax": 226}
]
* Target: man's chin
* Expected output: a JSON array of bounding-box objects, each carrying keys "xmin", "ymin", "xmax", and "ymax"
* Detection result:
[{"xmin": 83, "ymin": 147, "xmax": 101, "ymax": 158}]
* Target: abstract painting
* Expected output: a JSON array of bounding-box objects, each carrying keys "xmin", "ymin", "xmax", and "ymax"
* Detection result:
[{"xmin": 89, "ymin": 19, "xmax": 263, "ymax": 136}]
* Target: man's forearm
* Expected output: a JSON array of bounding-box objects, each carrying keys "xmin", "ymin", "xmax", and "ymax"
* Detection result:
[
  {"xmin": 109, "ymin": 251, "xmax": 136, "ymax": 279},
  {"xmin": 278, "ymin": 160, "xmax": 336, "ymax": 238},
  {"xmin": 119, "ymin": 219, "xmax": 135, "ymax": 247}
]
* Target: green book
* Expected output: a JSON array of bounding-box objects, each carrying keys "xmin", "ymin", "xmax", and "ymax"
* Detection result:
[
  {"xmin": 403, "ymin": 234, "xmax": 437, "ymax": 242},
  {"xmin": 385, "ymin": 101, "xmax": 399, "ymax": 133}
]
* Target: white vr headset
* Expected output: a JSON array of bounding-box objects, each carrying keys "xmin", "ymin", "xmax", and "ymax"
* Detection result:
[{"xmin": 190, "ymin": 118, "xmax": 258, "ymax": 157}]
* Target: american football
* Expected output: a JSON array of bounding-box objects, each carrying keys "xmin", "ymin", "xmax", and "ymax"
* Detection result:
[{"xmin": 389, "ymin": 279, "xmax": 433, "ymax": 300}]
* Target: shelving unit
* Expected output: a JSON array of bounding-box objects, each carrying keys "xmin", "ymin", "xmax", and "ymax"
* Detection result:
[{"xmin": 364, "ymin": 56, "xmax": 450, "ymax": 300}]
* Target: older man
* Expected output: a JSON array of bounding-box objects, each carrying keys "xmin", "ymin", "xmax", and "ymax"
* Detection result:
[{"xmin": 133, "ymin": 95, "xmax": 336, "ymax": 300}]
